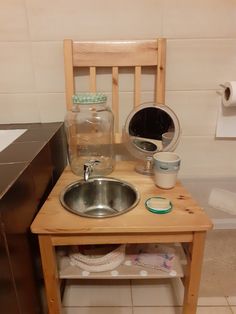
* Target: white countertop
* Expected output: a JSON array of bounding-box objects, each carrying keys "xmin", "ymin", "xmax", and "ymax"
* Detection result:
[{"xmin": 0, "ymin": 129, "xmax": 27, "ymax": 152}]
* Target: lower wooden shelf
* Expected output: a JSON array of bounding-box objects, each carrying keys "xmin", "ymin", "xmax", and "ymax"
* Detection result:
[{"xmin": 58, "ymin": 243, "xmax": 185, "ymax": 280}]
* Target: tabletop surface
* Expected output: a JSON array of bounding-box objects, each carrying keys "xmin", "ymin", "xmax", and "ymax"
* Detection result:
[{"xmin": 31, "ymin": 161, "xmax": 213, "ymax": 235}]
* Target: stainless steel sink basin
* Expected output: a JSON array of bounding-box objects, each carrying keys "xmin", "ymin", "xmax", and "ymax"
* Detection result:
[{"xmin": 60, "ymin": 177, "xmax": 140, "ymax": 218}]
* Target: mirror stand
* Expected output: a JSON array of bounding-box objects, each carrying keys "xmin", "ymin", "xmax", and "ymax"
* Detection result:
[
  {"xmin": 135, "ymin": 156, "xmax": 154, "ymax": 176},
  {"xmin": 123, "ymin": 102, "xmax": 181, "ymax": 176}
]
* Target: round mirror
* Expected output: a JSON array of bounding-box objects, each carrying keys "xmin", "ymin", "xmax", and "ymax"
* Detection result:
[{"xmin": 123, "ymin": 102, "xmax": 181, "ymax": 175}]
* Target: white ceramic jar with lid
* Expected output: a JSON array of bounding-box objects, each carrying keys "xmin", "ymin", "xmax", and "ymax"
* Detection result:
[{"xmin": 64, "ymin": 93, "xmax": 114, "ymax": 176}]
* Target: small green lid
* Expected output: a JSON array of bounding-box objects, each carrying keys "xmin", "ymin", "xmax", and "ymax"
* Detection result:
[
  {"xmin": 145, "ymin": 197, "xmax": 172, "ymax": 214},
  {"xmin": 72, "ymin": 93, "xmax": 107, "ymax": 104}
]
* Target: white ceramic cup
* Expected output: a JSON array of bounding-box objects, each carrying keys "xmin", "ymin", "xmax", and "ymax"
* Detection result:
[{"xmin": 153, "ymin": 152, "xmax": 181, "ymax": 189}]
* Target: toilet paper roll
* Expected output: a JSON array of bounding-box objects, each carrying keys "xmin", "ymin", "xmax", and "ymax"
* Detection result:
[{"xmin": 222, "ymin": 81, "xmax": 236, "ymax": 107}]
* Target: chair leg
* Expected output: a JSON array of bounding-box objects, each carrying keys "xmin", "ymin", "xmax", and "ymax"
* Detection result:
[
  {"xmin": 39, "ymin": 235, "xmax": 62, "ymax": 314},
  {"xmin": 182, "ymin": 231, "xmax": 206, "ymax": 314}
]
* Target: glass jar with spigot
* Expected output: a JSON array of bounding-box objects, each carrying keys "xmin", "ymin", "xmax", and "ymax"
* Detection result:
[{"xmin": 64, "ymin": 93, "xmax": 114, "ymax": 176}]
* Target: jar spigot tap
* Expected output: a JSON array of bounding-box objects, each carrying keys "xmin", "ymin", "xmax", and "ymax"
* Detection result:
[{"xmin": 84, "ymin": 160, "xmax": 100, "ymax": 181}]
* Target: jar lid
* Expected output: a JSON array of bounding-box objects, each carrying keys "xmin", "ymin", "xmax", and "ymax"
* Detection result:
[
  {"xmin": 72, "ymin": 93, "xmax": 107, "ymax": 104},
  {"xmin": 145, "ymin": 197, "xmax": 172, "ymax": 214}
]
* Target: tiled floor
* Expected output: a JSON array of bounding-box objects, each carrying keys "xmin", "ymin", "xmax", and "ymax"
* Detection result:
[{"xmin": 62, "ymin": 230, "xmax": 236, "ymax": 314}]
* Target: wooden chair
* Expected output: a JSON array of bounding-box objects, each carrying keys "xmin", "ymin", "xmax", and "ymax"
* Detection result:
[{"xmin": 63, "ymin": 39, "xmax": 166, "ymax": 133}]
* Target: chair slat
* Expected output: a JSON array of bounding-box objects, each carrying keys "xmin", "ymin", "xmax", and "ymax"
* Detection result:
[
  {"xmin": 112, "ymin": 66, "xmax": 119, "ymax": 132},
  {"xmin": 155, "ymin": 38, "xmax": 166, "ymax": 104},
  {"xmin": 89, "ymin": 67, "xmax": 96, "ymax": 92},
  {"xmin": 72, "ymin": 40, "xmax": 159, "ymax": 67},
  {"xmin": 134, "ymin": 66, "xmax": 141, "ymax": 107},
  {"xmin": 64, "ymin": 39, "xmax": 75, "ymax": 110}
]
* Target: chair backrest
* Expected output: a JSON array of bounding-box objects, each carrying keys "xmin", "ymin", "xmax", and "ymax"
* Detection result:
[{"xmin": 63, "ymin": 39, "xmax": 166, "ymax": 133}]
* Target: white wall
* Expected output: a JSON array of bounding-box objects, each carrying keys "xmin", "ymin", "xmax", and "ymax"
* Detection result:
[{"xmin": 1, "ymin": 0, "xmax": 236, "ymax": 177}]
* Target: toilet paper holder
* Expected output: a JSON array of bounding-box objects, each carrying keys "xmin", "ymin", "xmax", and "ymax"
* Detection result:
[{"xmin": 217, "ymin": 83, "xmax": 226, "ymax": 96}]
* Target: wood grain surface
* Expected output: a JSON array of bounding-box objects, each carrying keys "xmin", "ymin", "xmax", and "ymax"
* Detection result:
[{"xmin": 31, "ymin": 161, "xmax": 212, "ymax": 235}]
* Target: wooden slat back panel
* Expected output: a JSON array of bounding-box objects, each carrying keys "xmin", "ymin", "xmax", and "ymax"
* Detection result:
[{"xmin": 63, "ymin": 38, "xmax": 167, "ymax": 132}]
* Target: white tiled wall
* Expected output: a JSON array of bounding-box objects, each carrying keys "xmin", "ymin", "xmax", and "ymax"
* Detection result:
[{"xmin": 1, "ymin": 0, "xmax": 236, "ymax": 176}]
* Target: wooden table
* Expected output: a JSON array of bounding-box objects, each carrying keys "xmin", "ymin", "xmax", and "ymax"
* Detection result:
[{"xmin": 31, "ymin": 161, "xmax": 212, "ymax": 314}]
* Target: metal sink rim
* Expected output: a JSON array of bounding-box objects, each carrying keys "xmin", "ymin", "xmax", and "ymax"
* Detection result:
[{"xmin": 59, "ymin": 176, "xmax": 140, "ymax": 218}]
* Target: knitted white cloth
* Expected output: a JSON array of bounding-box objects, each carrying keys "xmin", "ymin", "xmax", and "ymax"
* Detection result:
[{"xmin": 69, "ymin": 244, "xmax": 126, "ymax": 272}]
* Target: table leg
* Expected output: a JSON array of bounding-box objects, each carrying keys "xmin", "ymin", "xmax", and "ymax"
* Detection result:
[
  {"xmin": 39, "ymin": 235, "xmax": 62, "ymax": 314},
  {"xmin": 182, "ymin": 231, "xmax": 206, "ymax": 314}
]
